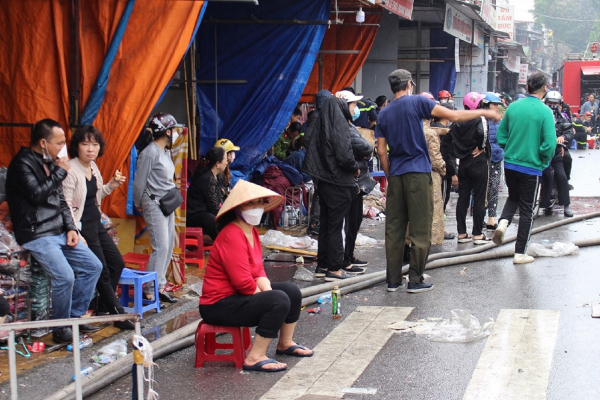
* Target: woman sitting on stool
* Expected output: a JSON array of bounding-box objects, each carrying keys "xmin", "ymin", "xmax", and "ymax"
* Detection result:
[
  {"xmin": 187, "ymin": 146, "xmax": 228, "ymax": 240},
  {"xmin": 199, "ymin": 180, "xmax": 313, "ymax": 372}
]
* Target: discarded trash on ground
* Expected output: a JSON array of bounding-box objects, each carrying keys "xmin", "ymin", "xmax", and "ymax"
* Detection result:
[
  {"xmin": 293, "ymin": 266, "xmax": 315, "ymax": 282},
  {"xmin": 187, "ymin": 275, "xmax": 203, "ymax": 296},
  {"xmin": 260, "ymin": 230, "xmax": 318, "ymax": 250},
  {"xmin": 528, "ymin": 241, "xmax": 579, "ymax": 258},
  {"xmin": 355, "ymin": 233, "xmax": 381, "ymax": 247},
  {"xmin": 91, "ymin": 339, "xmax": 127, "ymax": 366},
  {"xmin": 425, "ymin": 310, "xmax": 494, "ymax": 343}
]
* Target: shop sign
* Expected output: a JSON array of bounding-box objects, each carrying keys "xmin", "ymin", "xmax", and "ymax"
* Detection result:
[
  {"xmin": 478, "ymin": 0, "xmax": 497, "ymax": 30},
  {"xmin": 497, "ymin": 4, "xmax": 515, "ymax": 40},
  {"xmin": 381, "ymin": 0, "xmax": 414, "ymax": 21},
  {"xmin": 518, "ymin": 63, "xmax": 529, "ymax": 84},
  {"xmin": 504, "ymin": 52, "xmax": 520, "ymax": 73},
  {"xmin": 474, "ymin": 25, "xmax": 485, "ymax": 49},
  {"xmin": 455, "ymin": 38, "xmax": 461, "ymax": 73},
  {"xmin": 444, "ymin": 3, "xmax": 473, "ymax": 44}
]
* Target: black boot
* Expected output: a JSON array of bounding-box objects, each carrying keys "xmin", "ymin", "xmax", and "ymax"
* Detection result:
[{"xmin": 112, "ymin": 308, "xmax": 136, "ymax": 330}]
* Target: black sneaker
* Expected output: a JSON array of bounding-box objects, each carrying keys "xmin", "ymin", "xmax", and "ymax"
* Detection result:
[
  {"xmin": 407, "ymin": 282, "xmax": 434, "ymax": 293},
  {"xmin": 324, "ymin": 270, "xmax": 350, "ymax": 282},
  {"xmin": 80, "ymin": 323, "xmax": 101, "ymax": 333},
  {"xmin": 343, "ymin": 265, "xmax": 365, "ymax": 275},
  {"xmin": 351, "ymin": 257, "xmax": 369, "ymax": 267},
  {"xmin": 114, "ymin": 319, "xmax": 136, "ymax": 330},
  {"xmin": 387, "ymin": 283, "xmax": 404, "ymax": 292},
  {"xmin": 52, "ymin": 327, "xmax": 73, "ymax": 343},
  {"xmin": 314, "ymin": 267, "xmax": 328, "ymax": 277}
]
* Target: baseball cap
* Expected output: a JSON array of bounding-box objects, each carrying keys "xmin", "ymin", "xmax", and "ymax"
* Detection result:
[
  {"xmin": 389, "ymin": 69, "xmax": 416, "ymax": 87},
  {"xmin": 215, "ymin": 138, "xmax": 240, "ymax": 153},
  {"xmin": 585, "ymin": 111, "xmax": 592, "ymax": 116},
  {"xmin": 337, "ymin": 90, "xmax": 363, "ymax": 103}
]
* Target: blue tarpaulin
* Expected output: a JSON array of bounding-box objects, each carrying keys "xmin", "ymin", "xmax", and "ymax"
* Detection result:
[
  {"xmin": 429, "ymin": 29, "xmax": 457, "ymax": 100},
  {"xmin": 196, "ymin": 0, "xmax": 330, "ymax": 178}
]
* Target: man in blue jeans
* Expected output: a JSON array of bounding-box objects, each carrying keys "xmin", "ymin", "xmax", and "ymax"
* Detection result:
[{"xmin": 7, "ymin": 119, "xmax": 103, "ymax": 343}]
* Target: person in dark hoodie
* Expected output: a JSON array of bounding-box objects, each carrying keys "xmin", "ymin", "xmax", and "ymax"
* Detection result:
[
  {"xmin": 303, "ymin": 90, "xmax": 332, "ymax": 236},
  {"xmin": 449, "ymin": 92, "xmax": 491, "ymax": 245},
  {"xmin": 337, "ymin": 90, "xmax": 375, "ymax": 273},
  {"xmin": 304, "ymin": 96, "xmax": 359, "ymax": 282}
]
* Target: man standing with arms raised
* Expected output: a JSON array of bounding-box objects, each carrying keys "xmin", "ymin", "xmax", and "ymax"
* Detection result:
[
  {"xmin": 492, "ymin": 73, "xmax": 557, "ymax": 264},
  {"xmin": 376, "ymin": 69, "xmax": 500, "ymax": 292}
]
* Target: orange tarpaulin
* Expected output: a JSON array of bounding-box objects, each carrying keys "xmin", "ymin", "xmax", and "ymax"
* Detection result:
[
  {"xmin": 0, "ymin": 0, "xmax": 204, "ymax": 219},
  {"xmin": 300, "ymin": 13, "xmax": 382, "ymax": 103}
]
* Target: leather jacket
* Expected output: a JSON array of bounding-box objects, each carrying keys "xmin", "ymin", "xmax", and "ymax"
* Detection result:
[{"xmin": 6, "ymin": 147, "xmax": 77, "ymax": 245}]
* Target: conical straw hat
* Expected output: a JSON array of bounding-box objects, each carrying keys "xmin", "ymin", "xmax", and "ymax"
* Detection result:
[{"xmin": 216, "ymin": 180, "xmax": 283, "ymax": 221}]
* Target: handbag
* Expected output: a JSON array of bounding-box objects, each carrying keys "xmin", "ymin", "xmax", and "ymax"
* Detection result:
[{"xmin": 145, "ymin": 187, "xmax": 183, "ymax": 216}]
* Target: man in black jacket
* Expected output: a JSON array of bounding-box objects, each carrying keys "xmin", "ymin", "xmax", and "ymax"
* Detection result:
[{"xmin": 7, "ymin": 119, "xmax": 102, "ymax": 343}]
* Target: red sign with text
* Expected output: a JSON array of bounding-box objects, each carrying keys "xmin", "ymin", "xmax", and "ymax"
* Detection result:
[{"xmin": 381, "ymin": 0, "xmax": 414, "ymax": 21}]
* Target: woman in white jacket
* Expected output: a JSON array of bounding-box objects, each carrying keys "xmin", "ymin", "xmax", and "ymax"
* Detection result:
[{"xmin": 62, "ymin": 125, "xmax": 134, "ymax": 330}]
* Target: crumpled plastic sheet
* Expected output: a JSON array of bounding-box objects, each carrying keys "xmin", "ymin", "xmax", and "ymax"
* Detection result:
[
  {"xmin": 92, "ymin": 339, "xmax": 128, "ymax": 365},
  {"xmin": 425, "ymin": 309, "xmax": 494, "ymax": 343},
  {"xmin": 355, "ymin": 233, "xmax": 381, "ymax": 247},
  {"xmin": 0, "ymin": 221, "xmax": 22, "ymax": 254},
  {"xmin": 187, "ymin": 275, "xmax": 203, "ymax": 296},
  {"xmin": 293, "ymin": 265, "xmax": 315, "ymax": 282},
  {"xmin": 260, "ymin": 230, "xmax": 318, "ymax": 250},
  {"xmin": 527, "ymin": 242, "xmax": 579, "ymax": 258}
]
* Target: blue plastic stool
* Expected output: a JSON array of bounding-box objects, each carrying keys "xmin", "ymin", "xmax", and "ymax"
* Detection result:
[{"xmin": 118, "ymin": 268, "xmax": 161, "ymax": 319}]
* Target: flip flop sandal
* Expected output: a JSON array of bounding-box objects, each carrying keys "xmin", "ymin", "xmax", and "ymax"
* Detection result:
[
  {"xmin": 473, "ymin": 236, "xmax": 492, "ymax": 245},
  {"xmin": 242, "ymin": 358, "xmax": 287, "ymax": 372},
  {"xmin": 457, "ymin": 235, "xmax": 472, "ymax": 243},
  {"xmin": 275, "ymin": 344, "xmax": 314, "ymax": 357}
]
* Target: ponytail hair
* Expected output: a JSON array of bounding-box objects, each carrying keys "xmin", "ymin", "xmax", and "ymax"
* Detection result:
[{"xmin": 193, "ymin": 146, "xmax": 226, "ymax": 177}]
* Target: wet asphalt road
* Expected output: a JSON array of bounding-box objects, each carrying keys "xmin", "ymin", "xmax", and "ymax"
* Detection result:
[{"xmin": 5, "ymin": 148, "xmax": 600, "ymax": 400}]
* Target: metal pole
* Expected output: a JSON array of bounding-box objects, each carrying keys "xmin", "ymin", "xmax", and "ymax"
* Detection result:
[
  {"xmin": 416, "ymin": 20, "xmax": 422, "ymax": 93},
  {"xmin": 8, "ymin": 330, "xmax": 17, "ymax": 400},
  {"xmin": 72, "ymin": 323, "xmax": 83, "ymax": 400},
  {"xmin": 135, "ymin": 321, "xmax": 144, "ymax": 400},
  {"xmin": 214, "ymin": 24, "xmax": 219, "ymax": 143}
]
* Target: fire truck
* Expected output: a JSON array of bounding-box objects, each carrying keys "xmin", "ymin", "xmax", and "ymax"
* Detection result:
[{"xmin": 557, "ymin": 42, "xmax": 600, "ymax": 112}]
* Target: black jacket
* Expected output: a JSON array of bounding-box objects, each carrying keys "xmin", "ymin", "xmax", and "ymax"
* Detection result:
[
  {"xmin": 303, "ymin": 97, "xmax": 358, "ymax": 187},
  {"xmin": 6, "ymin": 147, "xmax": 77, "ymax": 245},
  {"xmin": 435, "ymin": 122, "xmax": 457, "ymax": 177},
  {"xmin": 349, "ymin": 125, "xmax": 375, "ymax": 194},
  {"xmin": 187, "ymin": 170, "xmax": 222, "ymax": 216},
  {"xmin": 448, "ymin": 117, "xmax": 490, "ymax": 161},
  {"xmin": 553, "ymin": 111, "xmax": 574, "ymax": 156}
]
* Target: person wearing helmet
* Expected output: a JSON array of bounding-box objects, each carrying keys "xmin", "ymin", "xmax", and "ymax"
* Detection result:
[
  {"xmin": 482, "ymin": 93, "xmax": 504, "ymax": 231},
  {"xmin": 438, "ymin": 90, "xmax": 451, "ymax": 103},
  {"xmin": 447, "ymin": 92, "xmax": 491, "ymax": 245},
  {"xmin": 133, "ymin": 113, "xmax": 183, "ymax": 304},
  {"xmin": 493, "ymin": 73, "xmax": 557, "ymax": 264},
  {"xmin": 540, "ymin": 90, "xmax": 574, "ymax": 217},
  {"xmin": 376, "ymin": 70, "xmax": 500, "ymax": 293},
  {"xmin": 215, "ymin": 138, "xmax": 240, "ymax": 199}
]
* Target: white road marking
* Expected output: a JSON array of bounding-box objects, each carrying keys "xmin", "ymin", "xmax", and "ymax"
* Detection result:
[
  {"xmin": 463, "ymin": 309, "xmax": 561, "ymax": 400},
  {"xmin": 260, "ymin": 306, "xmax": 413, "ymax": 400}
]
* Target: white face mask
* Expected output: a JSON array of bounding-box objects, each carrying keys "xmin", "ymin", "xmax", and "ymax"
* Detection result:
[
  {"xmin": 57, "ymin": 144, "xmax": 68, "ymax": 159},
  {"xmin": 241, "ymin": 208, "xmax": 264, "ymax": 226}
]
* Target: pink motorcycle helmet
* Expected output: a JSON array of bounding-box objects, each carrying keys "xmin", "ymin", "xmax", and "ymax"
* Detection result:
[{"xmin": 463, "ymin": 92, "xmax": 486, "ymax": 110}]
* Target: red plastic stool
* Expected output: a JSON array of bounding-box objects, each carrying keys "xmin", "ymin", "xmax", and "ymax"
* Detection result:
[
  {"xmin": 195, "ymin": 321, "xmax": 252, "ymax": 369},
  {"xmin": 185, "ymin": 228, "xmax": 206, "ymax": 268},
  {"xmin": 122, "ymin": 253, "xmax": 150, "ymax": 271}
]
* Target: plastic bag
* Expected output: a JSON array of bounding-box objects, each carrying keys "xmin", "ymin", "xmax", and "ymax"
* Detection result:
[
  {"xmin": 187, "ymin": 275, "xmax": 203, "ymax": 296},
  {"xmin": 260, "ymin": 230, "xmax": 318, "ymax": 250},
  {"xmin": 292, "ymin": 266, "xmax": 315, "ymax": 282},
  {"xmin": 354, "ymin": 233, "xmax": 381, "ymax": 247},
  {"xmin": 425, "ymin": 309, "xmax": 494, "ymax": 343},
  {"xmin": 527, "ymin": 242, "xmax": 579, "ymax": 257},
  {"xmin": 96, "ymin": 339, "xmax": 127, "ymax": 360},
  {"xmin": 0, "ymin": 222, "xmax": 22, "ymax": 254}
]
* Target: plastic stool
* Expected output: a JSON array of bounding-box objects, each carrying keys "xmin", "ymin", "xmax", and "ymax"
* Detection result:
[
  {"xmin": 122, "ymin": 253, "xmax": 150, "ymax": 271},
  {"xmin": 195, "ymin": 321, "xmax": 252, "ymax": 369},
  {"xmin": 118, "ymin": 268, "xmax": 161, "ymax": 319},
  {"xmin": 185, "ymin": 228, "xmax": 205, "ymax": 268}
]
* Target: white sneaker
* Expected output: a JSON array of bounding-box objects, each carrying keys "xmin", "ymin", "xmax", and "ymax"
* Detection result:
[
  {"xmin": 513, "ymin": 253, "xmax": 535, "ymax": 264},
  {"xmin": 492, "ymin": 219, "xmax": 509, "ymax": 245}
]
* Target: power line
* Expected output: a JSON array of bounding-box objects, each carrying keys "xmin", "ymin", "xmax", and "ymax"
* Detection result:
[{"xmin": 532, "ymin": 12, "xmax": 597, "ymax": 22}]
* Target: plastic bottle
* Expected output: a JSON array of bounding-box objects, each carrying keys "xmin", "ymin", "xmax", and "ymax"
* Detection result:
[
  {"xmin": 317, "ymin": 294, "xmax": 331, "ymax": 304},
  {"xmin": 332, "ymin": 286, "xmax": 341, "ymax": 319},
  {"xmin": 72, "ymin": 366, "xmax": 94, "ymax": 380},
  {"xmin": 67, "ymin": 337, "xmax": 93, "ymax": 352}
]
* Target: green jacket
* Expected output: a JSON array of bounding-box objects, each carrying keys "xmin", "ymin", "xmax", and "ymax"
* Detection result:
[
  {"xmin": 497, "ymin": 96, "xmax": 556, "ymax": 171},
  {"xmin": 274, "ymin": 132, "xmax": 293, "ymax": 161}
]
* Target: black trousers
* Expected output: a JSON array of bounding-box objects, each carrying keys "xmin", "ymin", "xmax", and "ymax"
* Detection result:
[
  {"xmin": 344, "ymin": 193, "xmax": 363, "ymax": 263},
  {"xmin": 317, "ymin": 181, "xmax": 354, "ymax": 272},
  {"xmin": 456, "ymin": 155, "xmax": 489, "ymax": 236},
  {"xmin": 442, "ymin": 174, "xmax": 452, "ymax": 212},
  {"xmin": 187, "ymin": 211, "xmax": 217, "ymax": 240},
  {"xmin": 500, "ymin": 169, "xmax": 539, "ymax": 255},
  {"xmin": 563, "ymin": 148, "xmax": 572, "ymax": 181},
  {"xmin": 199, "ymin": 282, "xmax": 301, "ymax": 339},
  {"xmin": 309, "ymin": 180, "xmax": 320, "ymax": 228},
  {"xmin": 80, "ymin": 219, "xmax": 126, "ymax": 314},
  {"xmin": 541, "ymin": 153, "xmax": 570, "ymax": 207}
]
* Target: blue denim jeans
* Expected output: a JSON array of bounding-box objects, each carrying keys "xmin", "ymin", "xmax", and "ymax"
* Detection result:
[
  {"xmin": 23, "ymin": 233, "xmax": 103, "ymax": 322},
  {"xmin": 142, "ymin": 194, "xmax": 175, "ymax": 293}
]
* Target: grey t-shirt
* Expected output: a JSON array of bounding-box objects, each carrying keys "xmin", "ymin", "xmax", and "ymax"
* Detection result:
[{"xmin": 133, "ymin": 142, "xmax": 176, "ymax": 207}]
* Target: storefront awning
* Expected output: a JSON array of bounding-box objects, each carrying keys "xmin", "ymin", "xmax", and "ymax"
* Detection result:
[{"xmin": 581, "ymin": 66, "xmax": 600, "ymax": 76}]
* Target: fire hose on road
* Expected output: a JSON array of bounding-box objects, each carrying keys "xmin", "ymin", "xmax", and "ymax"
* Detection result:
[{"xmin": 48, "ymin": 211, "xmax": 600, "ymax": 399}]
